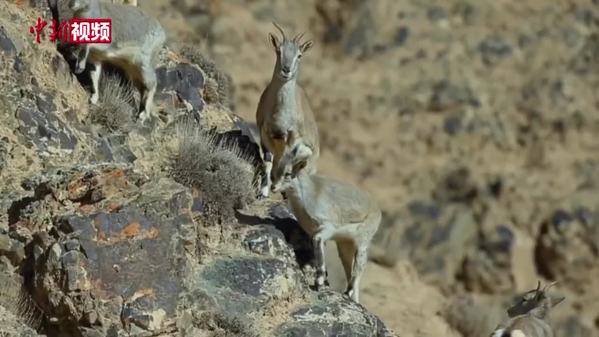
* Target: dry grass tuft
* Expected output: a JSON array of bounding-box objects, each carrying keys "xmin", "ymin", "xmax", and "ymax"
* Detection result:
[
  {"xmin": 89, "ymin": 75, "xmax": 135, "ymax": 132},
  {"xmin": 194, "ymin": 311, "xmax": 259, "ymax": 337},
  {"xmin": 0, "ymin": 274, "xmax": 43, "ymax": 331},
  {"xmin": 169, "ymin": 120, "xmax": 257, "ymax": 221}
]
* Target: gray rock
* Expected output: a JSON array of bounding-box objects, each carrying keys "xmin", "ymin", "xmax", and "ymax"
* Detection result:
[
  {"xmin": 0, "ymin": 26, "xmax": 16, "ymax": 54},
  {"xmin": 374, "ymin": 196, "xmax": 482, "ymax": 285},
  {"xmin": 479, "ymin": 36, "xmax": 513, "ymax": 65},
  {"xmin": 2, "ymin": 138, "xmax": 397, "ymax": 337},
  {"xmin": 17, "ymin": 102, "xmax": 78, "ymax": 152},
  {"xmin": 0, "ymin": 137, "xmax": 8, "ymax": 172},
  {"xmin": 402, "ymin": 202, "xmax": 477, "ymax": 285},
  {"xmin": 573, "ymin": 8, "xmax": 595, "ymax": 27},
  {"xmin": 178, "ymin": 47, "xmax": 235, "ymax": 109},
  {"xmin": 408, "ymin": 200, "xmax": 442, "ymax": 220},
  {"xmin": 275, "ymin": 291, "xmax": 395, "ymax": 337},
  {"xmin": 0, "ymin": 190, "xmax": 33, "ymax": 231},
  {"xmin": 63, "ymin": 239, "xmax": 80, "ymax": 252},
  {"xmin": 451, "ymin": 2, "xmax": 477, "ymax": 25},
  {"xmin": 176, "ymin": 310, "xmax": 258, "ymax": 337},
  {"xmin": 433, "ymin": 166, "xmax": 478, "ymax": 204},
  {"xmin": 393, "ymin": 26, "xmax": 410, "ymax": 47},
  {"xmin": 243, "ymin": 225, "xmax": 293, "ymax": 259},
  {"xmin": 535, "ymin": 203, "xmax": 599, "ymax": 285},
  {"xmin": 429, "ymin": 80, "xmax": 480, "ymax": 111},
  {"xmin": 198, "ymin": 256, "xmax": 301, "ymax": 315},
  {"xmin": 0, "ymin": 231, "xmax": 25, "ymax": 266},
  {"xmin": 202, "ymin": 257, "xmax": 287, "ymax": 297},
  {"xmin": 29, "ymin": 0, "xmax": 54, "ymax": 19},
  {"xmin": 94, "ymin": 134, "xmax": 136, "ymax": 164},
  {"xmin": 570, "ymin": 33, "xmax": 599, "ymax": 75},
  {"xmin": 460, "ymin": 225, "xmax": 515, "ymax": 293},
  {"xmin": 12, "ymin": 166, "xmax": 192, "ymax": 336},
  {"xmin": 427, "ymin": 6, "xmax": 448, "ymax": 22},
  {"xmin": 344, "ymin": 11, "xmax": 373, "ymax": 58},
  {"xmin": 268, "ymin": 204, "xmax": 314, "ymax": 268},
  {"xmin": 443, "ymin": 115, "xmax": 463, "ymax": 136},
  {"xmin": 156, "ymin": 63, "xmax": 205, "ymax": 119}
]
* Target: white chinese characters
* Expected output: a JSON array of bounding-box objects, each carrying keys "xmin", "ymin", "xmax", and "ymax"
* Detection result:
[{"xmin": 70, "ymin": 19, "xmax": 111, "ymax": 43}]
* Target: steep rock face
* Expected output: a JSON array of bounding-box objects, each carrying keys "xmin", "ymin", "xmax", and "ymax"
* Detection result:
[
  {"xmin": 19, "ymin": 166, "xmax": 191, "ymax": 336},
  {"xmin": 3, "ymin": 163, "xmax": 395, "ymax": 337},
  {"xmin": 0, "ymin": 0, "xmax": 212, "ymax": 186},
  {"xmin": 157, "ymin": 0, "xmax": 599, "ymax": 335},
  {"xmin": 0, "ymin": 2, "xmax": 397, "ymax": 336},
  {"xmin": 276, "ymin": 291, "xmax": 395, "ymax": 337}
]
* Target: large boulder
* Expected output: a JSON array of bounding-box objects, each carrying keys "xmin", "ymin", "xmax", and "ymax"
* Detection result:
[
  {"xmin": 371, "ymin": 200, "xmax": 477, "ymax": 288},
  {"xmin": 535, "ymin": 191, "xmax": 599, "ymax": 287},
  {"xmin": 460, "ymin": 224, "xmax": 516, "ymax": 293},
  {"xmin": 10, "ymin": 165, "xmax": 188, "ymax": 336},
  {"xmin": 1, "ymin": 163, "xmax": 396, "ymax": 336},
  {"xmin": 275, "ymin": 291, "xmax": 395, "ymax": 337},
  {"xmin": 0, "ymin": 2, "xmax": 397, "ymax": 336}
]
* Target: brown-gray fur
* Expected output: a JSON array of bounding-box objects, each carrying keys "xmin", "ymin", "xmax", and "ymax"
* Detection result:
[
  {"xmin": 271, "ymin": 142, "xmax": 381, "ymax": 303},
  {"xmin": 256, "ymin": 22, "xmax": 319, "ymax": 198},
  {"xmin": 67, "ymin": 0, "xmax": 165, "ymax": 122}
]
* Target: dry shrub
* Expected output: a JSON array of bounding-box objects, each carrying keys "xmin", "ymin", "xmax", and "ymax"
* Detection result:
[
  {"xmin": 193, "ymin": 311, "xmax": 258, "ymax": 337},
  {"xmin": 89, "ymin": 75, "xmax": 135, "ymax": 132},
  {"xmin": 169, "ymin": 120, "xmax": 256, "ymax": 221},
  {"xmin": 0, "ymin": 273, "xmax": 43, "ymax": 331}
]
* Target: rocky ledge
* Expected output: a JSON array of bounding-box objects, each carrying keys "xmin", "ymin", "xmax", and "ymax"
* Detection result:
[{"xmin": 0, "ymin": 1, "xmax": 396, "ymax": 336}]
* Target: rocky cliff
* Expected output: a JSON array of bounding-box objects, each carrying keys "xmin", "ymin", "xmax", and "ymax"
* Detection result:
[
  {"xmin": 3, "ymin": 0, "xmax": 599, "ymax": 336},
  {"xmin": 0, "ymin": 1, "xmax": 396, "ymax": 336},
  {"xmin": 145, "ymin": 0, "xmax": 599, "ymax": 336}
]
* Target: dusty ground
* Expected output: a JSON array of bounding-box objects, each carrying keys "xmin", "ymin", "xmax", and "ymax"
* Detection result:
[{"xmin": 136, "ymin": 0, "xmax": 599, "ymax": 336}]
